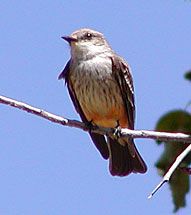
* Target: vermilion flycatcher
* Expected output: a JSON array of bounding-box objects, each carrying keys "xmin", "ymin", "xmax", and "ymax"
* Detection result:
[{"xmin": 59, "ymin": 28, "xmax": 147, "ymax": 176}]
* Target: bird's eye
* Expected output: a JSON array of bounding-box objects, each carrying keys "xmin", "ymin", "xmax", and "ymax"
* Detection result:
[{"xmin": 86, "ymin": 33, "xmax": 92, "ymax": 39}]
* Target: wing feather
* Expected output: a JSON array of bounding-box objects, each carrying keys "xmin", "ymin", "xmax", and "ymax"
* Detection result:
[
  {"xmin": 111, "ymin": 56, "xmax": 135, "ymax": 129},
  {"xmin": 58, "ymin": 60, "xmax": 109, "ymax": 159}
]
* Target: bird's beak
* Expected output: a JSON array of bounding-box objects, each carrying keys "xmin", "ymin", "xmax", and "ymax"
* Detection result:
[{"xmin": 61, "ymin": 36, "xmax": 78, "ymax": 43}]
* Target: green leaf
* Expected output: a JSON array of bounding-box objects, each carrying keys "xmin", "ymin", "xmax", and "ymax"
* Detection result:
[
  {"xmin": 170, "ymin": 169, "xmax": 189, "ymax": 213},
  {"xmin": 156, "ymin": 110, "xmax": 191, "ymax": 133},
  {"xmin": 184, "ymin": 70, "xmax": 191, "ymax": 82},
  {"xmin": 155, "ymin": 110, "xmax": 191, "ymax": 212}
]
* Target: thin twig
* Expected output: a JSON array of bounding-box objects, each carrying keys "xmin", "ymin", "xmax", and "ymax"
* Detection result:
[
  {"xmin": 1, "ymin": 95, "xmax": 191, "ymax": 143},
  {"xmin": 148, "ymin": 143, "xmax": 191, "ymax": 199}
]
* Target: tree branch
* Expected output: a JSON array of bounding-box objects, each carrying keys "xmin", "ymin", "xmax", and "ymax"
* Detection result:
[
  {"xmin": 1, "ymin": 95, "xmax": 191, "ymax": 143},
  {"xmin": 148, "ymin": 143, "xmax": 191, "ymax": 199},
  {"xmin": 1, "ymin": 95, "xmax": 191, "ymax": 198}
]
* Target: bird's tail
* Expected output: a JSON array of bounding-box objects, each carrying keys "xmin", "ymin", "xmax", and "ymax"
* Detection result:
[{"xmin": 107, "ymin": 137, "xmax": 147, "ymax": 176}]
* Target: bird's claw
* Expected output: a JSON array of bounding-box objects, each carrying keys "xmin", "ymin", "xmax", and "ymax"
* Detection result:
[
  {"xmin": 113, "ymin": 125, "xmax": 122, "ymax": 140},
  {"xmin": 85, "ymin": 120, "xmax": 97, "ymax": 133}
]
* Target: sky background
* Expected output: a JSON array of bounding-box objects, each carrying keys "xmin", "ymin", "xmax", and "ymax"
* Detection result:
[{"xmin": 0, "ymin": 1, "xmax": 191, "ymax": 214}]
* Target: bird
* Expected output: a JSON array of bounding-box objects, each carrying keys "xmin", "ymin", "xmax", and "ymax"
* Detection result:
[{"xmin": 58, "ymin": 28, "xmax": 147, "ymax": 176}]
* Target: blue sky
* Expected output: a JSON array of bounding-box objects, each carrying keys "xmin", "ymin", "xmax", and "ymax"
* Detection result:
[{"xmin": 0, "ymin": 1, "xmax": 191, "ymax": 214}]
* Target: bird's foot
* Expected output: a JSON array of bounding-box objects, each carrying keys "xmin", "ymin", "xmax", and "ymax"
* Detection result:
[
  {"xmin": 85, "ymin": 120, "xmax": 97, "ymax": 133},
  {"xmin": 113, "ymin": 122, "xmax": 122, "ymax": 140}
]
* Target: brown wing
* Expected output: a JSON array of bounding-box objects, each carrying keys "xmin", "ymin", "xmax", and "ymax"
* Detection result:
[
  {"xmin": 109, "ymin": 56, "xmax": 147, "ymax": 175},
  {"xmin": 58, "ymin": 60, "xmax": 109, "ymax": 159},
  {"xmin": 111, "ymin": 55, "xmax": 135, "ymax": 129}
]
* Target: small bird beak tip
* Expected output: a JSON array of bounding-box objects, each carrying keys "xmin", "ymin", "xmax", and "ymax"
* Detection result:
[{"xmin": 61, "ymin": 36, "xmax": 77, "ymax": 43}]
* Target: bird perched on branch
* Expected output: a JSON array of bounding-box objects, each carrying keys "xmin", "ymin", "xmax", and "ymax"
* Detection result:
[{"xmin": 59, "ymin": 28, "xmax": 147, "ymax": 176}]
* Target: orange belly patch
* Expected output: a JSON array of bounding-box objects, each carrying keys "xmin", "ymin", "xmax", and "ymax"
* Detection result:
[{"xmin": 82, "ymin": 104, "xmax": 128, "ymax": 128}]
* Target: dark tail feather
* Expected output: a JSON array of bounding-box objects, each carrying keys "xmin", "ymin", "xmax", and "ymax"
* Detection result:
[
  {"xmin": 108, "ymin": 137, "xmax": 147, "ymax": 176},
  {"xmin": 89, "ymin": 132, "xmax": 109, "ymax": 160}
]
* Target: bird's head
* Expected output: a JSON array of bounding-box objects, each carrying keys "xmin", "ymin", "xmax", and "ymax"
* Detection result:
[{"xmin": 62, "ymin": 28, "xmax": 111, "ymax": 60}]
